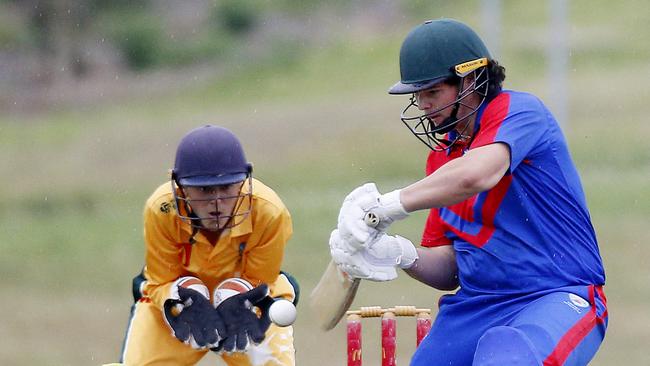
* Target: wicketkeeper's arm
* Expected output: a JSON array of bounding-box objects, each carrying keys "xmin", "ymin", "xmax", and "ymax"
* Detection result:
[
  {"xmin": 239, "ymin": 205, "xmax": 292, "ymax": 289},
  {"xmin": 142, "ymin": 202, "xmax": 189, "ymax": 307}
]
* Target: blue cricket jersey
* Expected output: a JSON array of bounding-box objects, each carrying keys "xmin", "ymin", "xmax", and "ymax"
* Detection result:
[{"xmin": 421, "ymin": 90, "xmax": 605, "ymax": 295}]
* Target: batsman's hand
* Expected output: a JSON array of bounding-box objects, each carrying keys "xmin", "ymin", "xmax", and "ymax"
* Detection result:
[
  {"xmin": 364, "ymin": 189, "xmax": 410, "ymax": 231},
  {"xmin": 337, "ymin": 183, "xmax": 382, "ymax": 250},
  {"xmin": 213, "ymin": 284, "xmax": 273, "ymax": 353},
  {"xmin": 163, "ymin": 285, "xmax": 224, "ymax": 349},
  {"xmin": 337, "ymin": 183, "xmax": 409, "ymax": 250},
  {"xmin": 330, "ymin": 229, "xmax": 418, "ymax": 282}
]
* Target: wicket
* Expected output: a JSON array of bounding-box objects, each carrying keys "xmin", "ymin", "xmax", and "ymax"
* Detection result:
[{"xmin": 346, "ymin": 306, "xmax": 432, "ymax": 366}]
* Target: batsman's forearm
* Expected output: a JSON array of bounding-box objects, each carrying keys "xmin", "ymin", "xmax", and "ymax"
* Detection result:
[
  {"xmin": 400, "ymin": 143, "xmax": 510, "ymax": 212},
  {"xmin": 401, "ymin": 157, "xmax": 484, "ymax": 211},
  {"xmin": 404, "ymin": 246, "xmax": 458, "ymax": 291}
]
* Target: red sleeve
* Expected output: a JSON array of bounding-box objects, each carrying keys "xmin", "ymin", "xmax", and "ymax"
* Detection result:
[
  {"xmin": 421, "ymin": 208, "xmax": 452, "ymax": 247},
  {"xmin": 421, "ymin": 151, "xmax": 453, "ymax": 247}
]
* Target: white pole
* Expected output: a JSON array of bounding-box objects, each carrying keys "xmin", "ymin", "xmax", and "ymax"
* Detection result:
[
  {"xmin": 548, "ymin": 0, "xmax": 569, "ymax": 128},
  {"xmin": 481, "ymin": 0, "xmax": 502, "ymax": 59}
]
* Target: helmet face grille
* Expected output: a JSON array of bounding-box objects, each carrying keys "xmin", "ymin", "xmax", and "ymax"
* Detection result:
[
  {"xmin": 171, "ymin": 177, "xmax": 253, "ymax": 231},
  {"xmin": 399, "ymin": 66, "xmax": 489, "ymax": 151}
]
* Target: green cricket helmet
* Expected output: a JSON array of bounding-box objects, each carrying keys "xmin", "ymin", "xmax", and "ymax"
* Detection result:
[{"xmin": 389, "ymin": 19, "xmax": 492, "ymax": 151}]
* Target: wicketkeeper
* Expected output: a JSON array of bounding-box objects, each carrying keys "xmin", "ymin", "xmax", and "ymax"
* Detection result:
[
  {"xmin": 119, "ymin": 125, "xmax": 298, "ymax": 366},
  {"xmin": 330, "ymin": 19, "xmax": 608, "ymax": 366}
]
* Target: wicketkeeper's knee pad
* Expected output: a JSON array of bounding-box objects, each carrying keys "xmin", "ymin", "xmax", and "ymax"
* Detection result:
[
  {"xmin": 472, "ymin": 326, "xmax": 542, "ymax": 366},
  {"xmin": 276, "ymin": 270, "xmax": 300, "ymax": 305},
  {"xmin": 131, "ymin": 268, "xmax": 147, "ymax": 302}
]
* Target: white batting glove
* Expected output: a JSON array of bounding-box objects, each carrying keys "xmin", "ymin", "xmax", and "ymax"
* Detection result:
[
  {"xmin": 337, "ymin": 184, "xmax": 411, "ymax": 252},
  {"xmin": 329, "ymin": 229, "xmax": 397, "ymax": 281},
  {"xmin": 329, "ymin": 230, "xmax": 418, "ymax": 282},
  {"xmin": 329, "ymin": 228, "xmax": 354, "ymax": 257},
  {"xmin": 334, "ymin": 251, "xmax": 398, "ymax": 282},
  {"xmin": 363, "ymin": 189, "xmax": 410, "ymax": 232},
  {"xmin": 337, "ymin": 183, "xmax": 383, "ymax": 250},
  {"xmin": 365, "ymin": 233, "xmax": 418, "ymax": 270}
]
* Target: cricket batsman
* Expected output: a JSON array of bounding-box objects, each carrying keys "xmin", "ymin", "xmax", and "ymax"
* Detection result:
[
  {"xmin": 119, "ymin": 125, "xmax": 298, "ymax": 366},
  {"xmin": 329, "ymin": 19, "xmax": 608, "ymax": 365}
]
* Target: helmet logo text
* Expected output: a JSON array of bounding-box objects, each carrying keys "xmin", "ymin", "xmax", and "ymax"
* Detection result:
[
  {"xmin": 160, "ymin": 201, "xmax": 173, "ymax": 214},
  {"xmin": 455, "ymin": 58, "xmax": 488, "ymax": 77}
]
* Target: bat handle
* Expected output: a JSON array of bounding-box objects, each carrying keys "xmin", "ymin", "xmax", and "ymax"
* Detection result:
[{"xmin": 363, "ymin": 211, "xmax": 380, "ymax": 228}]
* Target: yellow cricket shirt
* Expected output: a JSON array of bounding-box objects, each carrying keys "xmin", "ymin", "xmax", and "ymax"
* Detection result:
[{"xmin": 140, "ymin": 178, "xmax": 292, "ymax": 307}]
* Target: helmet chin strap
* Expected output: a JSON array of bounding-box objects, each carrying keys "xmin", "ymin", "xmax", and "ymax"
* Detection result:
[
  {"xmin": 429, "ymin": 103, "xmax": 461, "ymax": 154},
  {"xmin": 435, "ymin": 103, "xmax": 460, "ymax": 135},
  {"xmin": 429, "ymin": 106, "xmax": 459, "ymax": 149}
]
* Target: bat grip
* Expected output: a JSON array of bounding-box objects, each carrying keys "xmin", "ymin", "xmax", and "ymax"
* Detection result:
[{"xmin": 363, "ymin": 211, "xmax": 380, "ymax": 228}]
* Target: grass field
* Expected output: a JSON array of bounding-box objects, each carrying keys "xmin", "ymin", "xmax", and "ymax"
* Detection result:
[{"xmin": 1, "ymin": 2, "xmax": 649, "ymax": 365}]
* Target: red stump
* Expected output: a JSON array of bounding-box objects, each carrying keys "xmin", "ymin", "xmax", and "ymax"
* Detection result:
[
  {"xmin": 347, "ymin": 314, "xmax": 362, "ymax": 366},
  {"xmin": 381, "ymin": 312, "xmax": 397, "ymax": 366}
]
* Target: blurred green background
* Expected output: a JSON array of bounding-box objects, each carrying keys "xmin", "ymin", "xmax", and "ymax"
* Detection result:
[{"xmin": 1, "ymin": 0, "xmax": 648, "ymax": 365}]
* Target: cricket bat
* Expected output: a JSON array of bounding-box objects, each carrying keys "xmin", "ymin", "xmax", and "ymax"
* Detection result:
[{"xmin": 309, "ymin": 259, "xmax": 361, "ymax": 331}]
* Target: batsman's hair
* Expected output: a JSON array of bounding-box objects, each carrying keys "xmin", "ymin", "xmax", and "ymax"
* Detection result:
[
  {"xmin": 485, "ymin": 59, "xmax": 506, "ymax": 98},
  {"xmin": 443, "ymin": 59, "xmax": 506, "ymax": 99}
]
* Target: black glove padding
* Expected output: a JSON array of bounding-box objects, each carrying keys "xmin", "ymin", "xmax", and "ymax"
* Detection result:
[
  {"xmin": 163, "ymin": 287, "xmax": 225, "ymax": 348},
  {"xmin": 213, "ymin": 284, "xmax": 273, "ymax": 352}
]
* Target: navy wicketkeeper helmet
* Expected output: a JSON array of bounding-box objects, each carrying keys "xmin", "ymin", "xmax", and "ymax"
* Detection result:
[
  {"xmin": 173, "ymin": 125, "xmax": 252, "ymax": 186},
  {"xmin": 171, "ymin": 125, "xmax": 253, "ymax": 230}
]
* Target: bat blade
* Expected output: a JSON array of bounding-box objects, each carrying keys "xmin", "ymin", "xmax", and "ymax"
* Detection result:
[{"xmin": 309, "ymin": 260, "xmax": 361, "ymax": 331}]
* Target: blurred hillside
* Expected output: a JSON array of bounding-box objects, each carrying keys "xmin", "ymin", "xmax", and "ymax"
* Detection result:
[
  {"xmin": 1, "ymin": 0, "xmax": 415, "ymax": 112},
  {"xmin": 1, "ymin": 1, "xmax": 649, "ymax": 365}
]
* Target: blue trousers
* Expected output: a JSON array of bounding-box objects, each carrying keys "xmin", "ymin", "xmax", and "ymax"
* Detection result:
[{"xmin": 411, "ymin": 285, "xmax": 607, "ymax": 366}]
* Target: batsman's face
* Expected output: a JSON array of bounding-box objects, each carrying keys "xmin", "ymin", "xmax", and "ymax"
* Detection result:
[
  {"xmin": 183, "ymin": 182, "xmax": 243, "ymax": 230},
  {"xmin": 414, "ymin": 82, "xmax": 460, "ymax": 125},
  {"xmin": 414, "ymin": 78, "xmax": 479, "ymax": 134}
]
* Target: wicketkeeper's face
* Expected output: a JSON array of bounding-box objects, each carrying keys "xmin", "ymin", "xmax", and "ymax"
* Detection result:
[{"xmin": 183, "ymin": 182, "xmax": 244, "ymax": 230}]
